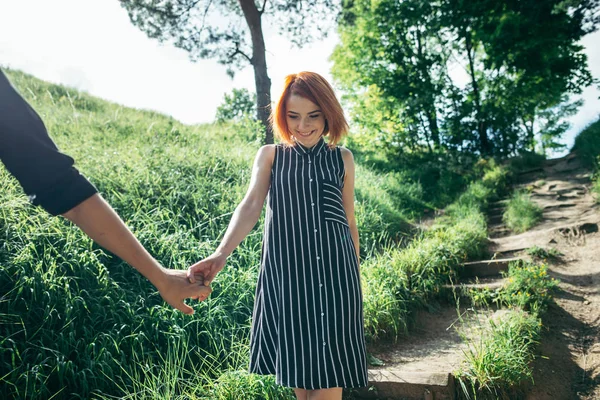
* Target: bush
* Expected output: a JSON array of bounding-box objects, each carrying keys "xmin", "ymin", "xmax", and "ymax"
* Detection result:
[
  {"xmin": 572, "ymin": 117, "xmax": 600, "ymax": 168},
  {"xmin": 499, "ymin": 261, "xmax": 559, "ymax": 313},
  {"xmin": 503, "ymin": 191, "xmax": 543, "ymax": 233},
  {"xmin": 457, "ymin": 309, "xmax": 541, "ymax": 399}
]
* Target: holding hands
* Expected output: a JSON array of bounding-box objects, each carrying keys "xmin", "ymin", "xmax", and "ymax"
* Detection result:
[
  {"xmin": 155, "ymin": 267, "xmax": 213, "ymax": 314},
  {"xmin": 187, "ymin": 252, "xmax": 228, "ymax": 295}
]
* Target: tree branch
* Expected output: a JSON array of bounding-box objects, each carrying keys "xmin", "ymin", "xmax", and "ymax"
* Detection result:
[
  {"xmin": 174, "ymin": 0, "xmax": 204, "ymax": 19},
  {"xmin": 230, "ymin": 42, "xmax": 253, "ymax": 64},
  {"xmin": 259, "ymin": 0, "xmax": 268, "ymax": 15}
]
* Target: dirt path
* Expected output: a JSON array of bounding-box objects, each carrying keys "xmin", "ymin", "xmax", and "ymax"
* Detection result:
[
  {"xmin": 488, "ymin": 154, "xmax": 600, "ymax": 399},
  {"xmin": 359, "ymin": 153, "xmax": 599, "ymax": 400}
]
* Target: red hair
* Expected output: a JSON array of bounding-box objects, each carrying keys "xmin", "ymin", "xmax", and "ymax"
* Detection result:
[{"xmin": 270, "ymin": 71, "xmax": 349, "ymax": 146}]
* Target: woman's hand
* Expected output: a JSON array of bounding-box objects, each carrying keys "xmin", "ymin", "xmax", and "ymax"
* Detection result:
[
  {"xmin": 154, "ymin": 267, "xmax": 212, "ymax": 315},
  {"xmin": 187, "ymin": 252, "xmax": 227, "ymax": 288}
]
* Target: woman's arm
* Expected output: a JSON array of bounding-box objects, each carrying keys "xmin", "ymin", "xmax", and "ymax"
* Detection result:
[
  {"xmin": 187, "ymin": 145, "xmax": 275, "ymax": 285},
  {"xmin": 340, "ymin": 147, "xmax": 360, "ymax": 272}
]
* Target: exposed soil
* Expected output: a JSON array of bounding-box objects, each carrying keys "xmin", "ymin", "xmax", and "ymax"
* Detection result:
[
  {"xmin": 488, "ymin": 154, "xmax": 600, "ymax": 399},
  {"xmin": 363, "ymin": 152, "xmax": 600, "ymax": 399}
]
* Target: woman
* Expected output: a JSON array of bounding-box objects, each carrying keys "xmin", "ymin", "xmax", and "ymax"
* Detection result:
[{"xmin": 188, "ymin": 71, "xmax": 367, "ymax": 400}]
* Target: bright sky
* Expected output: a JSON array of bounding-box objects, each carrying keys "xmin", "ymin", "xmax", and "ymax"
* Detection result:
[{"xmin": 1, "ymin": 0, "xmax": 598, "ymax": 155}]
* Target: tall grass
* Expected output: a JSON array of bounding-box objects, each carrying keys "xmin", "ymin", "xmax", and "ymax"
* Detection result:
[
  {"xmin": 503, "ymin": 191, "xmax": 543, "ymax": 233},
  {"xmin": 456, "ymin": 309, "xmax": 541, "ymax": 400},
  {"xmin": 572, "ymin": 116, "xmax": 600, "ymax": 168},
  {"xmin": 572, "ymin": 117, "xmax": 600, "ymax": 203},
  {"xmin": 593, "ymin": 168, "xmax": 600, "ymax": 202},
  {"xmin": 457, "ymin": 258, "xmax": 559, "ymax": 398},
  {"xmin": 360, "ymin": 164, "xmax": 505, "ymax": 341},
  {"xmin": 0, "ymin": 68, "xmax": 467, "ymax": 398}
]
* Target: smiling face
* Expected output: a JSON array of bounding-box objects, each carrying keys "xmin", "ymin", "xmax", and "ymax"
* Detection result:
[{"xmin": 286, "ymin": 94, "xmax": 326, "ymax": 148}]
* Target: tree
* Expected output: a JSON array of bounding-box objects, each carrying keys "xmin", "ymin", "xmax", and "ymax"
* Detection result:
[
  {"xmin": 119, "ymin": 0, "xmax": 340, "ymax": 144},
  {"xmin": 441, "ymin": 0, "xmax": 598, "ymax": 155},
  {"xmin": 333, "ymin": 0, "xmax": 448, "ymax": 152},
  {"xmin": 215, "ymin": 88, "xmax": 256, "ymax": 122},
  {"xmin": 332, "ymin": 0, "xmax": 598, "ymax": 157}
]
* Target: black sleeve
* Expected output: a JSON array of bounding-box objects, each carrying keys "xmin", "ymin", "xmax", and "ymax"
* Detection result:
[{"xmin": 0, "ymin": 69, "xmax": 98, "ymax": 216}]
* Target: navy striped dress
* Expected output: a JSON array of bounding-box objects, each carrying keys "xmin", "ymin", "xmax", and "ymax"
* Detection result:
[{"xmin": 248, "ymin": 137, "xmax": 368, "ymax": 390}]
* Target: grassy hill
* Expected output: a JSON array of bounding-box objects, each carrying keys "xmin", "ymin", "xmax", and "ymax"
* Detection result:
[{"xmin": 0, "ymin": 69, "xmax": 439, "ymax": 399}]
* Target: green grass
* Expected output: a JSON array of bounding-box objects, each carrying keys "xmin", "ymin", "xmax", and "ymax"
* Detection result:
[
  {"xmin": 0, "ymin": 68, "xmax": 543, "ymax": 399},
  {"xmin": 456, "ymin": 309, "xmax": 541, "ymax": 399},
  {"xmin": 467, "ymin": 260, "xmax": 559, "ymax": 311},
  {"xmin": 526, "ymin": 245, "xmax": 562, "ymax": 261},
  {"xmin": 593, "ymin": 170, "xmax": 600, "ymax": 202},
  {"xmin": 572, "ymin": 117, "xmax": 600, "ymax": 168},
  {"xmin": 459, "ymin": 260, "xmax": 559, "ymax": 397},
  {"xmin": 502, "ymin": 190, "xmax": 543, "ymax": 233},
  {"xmin": 360, "ymin": 163, "xmax": 504, "ymax": 341},
  {"xmin": 0, "ymin": 68, "xmax": 487, "ymax": 399},
  {"xmin": 572, "ymin": 117, "xmax": 600, "ymax": 203},
  {"xmin": 507, "ymin": 150, "xmax": 546, "ymax": 173}
]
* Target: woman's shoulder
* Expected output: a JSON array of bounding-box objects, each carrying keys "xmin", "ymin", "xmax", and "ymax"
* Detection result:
[
  {"xmin": 336, "ymin": 146, "xmax": 354, "ymax": 163},
  {"xmin": 255, "ymin": 144, "xmax": 277, "ymax": 165}
]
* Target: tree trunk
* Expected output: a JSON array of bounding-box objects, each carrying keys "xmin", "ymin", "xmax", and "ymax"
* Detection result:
[
  {"xmin": 464, "ymin": 30, "xmax": 490, "ymax": 156},
  {"xmin": 416, "ymin": 28, "xmax": 440, "ymax": 148},
  {"xmin": 238, "ymin": 0, "xmax": 273, "ymax": 144},
  {"xmin": 426, "ymin": 109, "xmax": 440, "ymax": 148}
]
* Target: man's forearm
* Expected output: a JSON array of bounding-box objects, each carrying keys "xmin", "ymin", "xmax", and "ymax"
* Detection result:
[{"xmin": 61, "ymin": 193, "xmax": 164, "ymax": 287}]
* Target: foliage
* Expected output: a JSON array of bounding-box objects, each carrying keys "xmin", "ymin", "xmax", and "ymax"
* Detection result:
[
  {"xmin": 572, "ymin": 117, "xmax": 600, "ymax": 202},
  {"xmin": 499, "ymin": 261, "xmax": 559, "ymax": 313},
  {"xmin": 332, "ymin": 0, "xmax": 597, "ymax": 157},
  {"xmin": 205, "ymin": 370, "xmax": 294, "ymax": 399},
  {"xmin": 536, "ymin": 97, "xmax": 583, "ymax": 155},
  {"xmin": 572, "ymin": 116, "xmax": 600, "ymax": 168},
  {"xmin": 360, "ymin": 159, "xmax": 506, "ymax": 341},
  {"xmin": 456, "ymin": 309, "xmax": 541, "ymax": 399},
  {"xmin": 458, "ymin": 259, "xmax": 559, "ymax": 397},
  {"xmin": 594, "ymin": 167, "xmax": 600, "ymax": 202},
  {"xmin": 0, "ymin": 69, "xmax": 436, "ymax": 399},
  {"xmin": 119, "ymin": 0, "xmax": 341, "ymax": 143},
  {"xmin": 526, "ymin": 246, "xmax": 562, "ymax": 261},
  {"xmin": 507, "ymin": 150, "xmax": 546, "ymax": 173},
  {"xmin": 502, "ymin": 191, "xmax": 543, "ymax": 233},
  {"xmin": 215, "ymin": 88, "xmax": 256, "ymax": 123},
  {"xmin": 467, "ymin": 260, "xmax": 559, "ymax": 312}
]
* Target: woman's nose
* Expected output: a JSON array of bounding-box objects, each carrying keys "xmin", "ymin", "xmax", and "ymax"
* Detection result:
[{"xmin": 298, "ymin": 118, "xmax": 309, "ymax": 130}]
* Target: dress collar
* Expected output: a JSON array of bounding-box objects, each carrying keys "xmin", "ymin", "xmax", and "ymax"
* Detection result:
[{"xmin": 291, "ymin": 136, "xmax": 327, "ymax": 156}]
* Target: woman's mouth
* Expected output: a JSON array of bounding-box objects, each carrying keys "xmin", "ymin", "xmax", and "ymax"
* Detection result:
[{"xmin": 297, "ymin": 130, "xmax": 315, "ymax": 137}]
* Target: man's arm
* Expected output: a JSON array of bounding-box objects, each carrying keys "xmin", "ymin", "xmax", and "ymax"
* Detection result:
[
  {"xmin": 63, "ymin": 194, "xmax": 211, "ymax": 313},
  {"xmin": 0, "ymin": 69, "xmax": 97, "ymax": 215},
  {"xmin": 0, "ymin": 69, "xmax": 210, "ymax": 314}
]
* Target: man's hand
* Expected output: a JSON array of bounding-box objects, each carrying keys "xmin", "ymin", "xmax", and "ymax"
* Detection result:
[{"xmin": 155, "ymin": 267, "xmax": 212, "ymax": 315}]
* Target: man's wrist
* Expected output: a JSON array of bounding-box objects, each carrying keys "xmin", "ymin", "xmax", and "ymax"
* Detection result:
[{"xmin": 145, "ymin": 261, "xmax": 167, "ymax": 289}]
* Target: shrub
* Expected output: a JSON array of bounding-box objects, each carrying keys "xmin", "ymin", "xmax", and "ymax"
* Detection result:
[
  {"xmin": 457, "ymin": 309, "xmax": 541, "ymax": 399},
  {"xmin": 503, "ymin": 191, "xmax": 543, "ymax": 233}
]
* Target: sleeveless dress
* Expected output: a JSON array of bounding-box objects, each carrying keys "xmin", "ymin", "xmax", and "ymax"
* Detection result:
[{"xmin": 248, "ymin": 137, "xmax": 368, "ymax": 390}]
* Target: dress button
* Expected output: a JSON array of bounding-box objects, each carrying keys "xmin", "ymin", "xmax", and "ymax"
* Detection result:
[
  {"xmin": 320, "ymin": 283, "xmax": 323, "ymax": 287},
  {"xmin": 310, "ymin": 179, "xmax": 313, "ymax": 182},
  {"xmin": 316, "ymin": 256, "xmax": 320, "ymax": 260},
  {"xmin": 321, "ymin": 312, "xmax": 325, "ymax": 316},
  {"xmin": 314, "ymin": 229, "xmax": 318, "ymax": 233},
  {"xmin": 311, "ymin": 203, "xmax": 315, "ymax": 207},
  {"xmin": 323, "ymin": 342, "xmax": 326, "ymax": 346}
]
